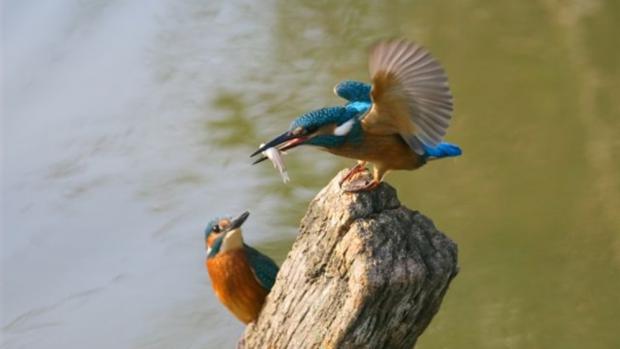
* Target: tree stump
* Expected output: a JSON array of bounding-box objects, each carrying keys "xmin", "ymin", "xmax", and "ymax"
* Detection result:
[{"xmin": 240, "ymin": 170, "xmax": 459, "ymax": 349}]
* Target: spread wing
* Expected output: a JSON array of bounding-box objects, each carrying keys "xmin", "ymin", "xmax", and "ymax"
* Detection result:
[
  {"xmin": 244, "ymin": 244, "xmax": 279, "ymax": 291},
  {"xmin": 362, "ymin": 40, "xmax": 453, "ymax": 154}
]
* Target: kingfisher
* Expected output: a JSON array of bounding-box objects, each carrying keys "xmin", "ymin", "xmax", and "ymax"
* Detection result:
[
  {"xmin": 204, "ymin": 211, "xmax": 279, "ymax": 324},
  {"xmin": 251, "ymin": 39, "xmax": 462, "ymax": 191}
]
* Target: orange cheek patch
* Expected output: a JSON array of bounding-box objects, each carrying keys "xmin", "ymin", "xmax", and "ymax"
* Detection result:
[
  {"xmin": 207, "ymin": 234, "xmax": 217, "ymax": 247},
  {"xmin": 219, "ymin": 219, "xmax": 231, "ymax": 229}
]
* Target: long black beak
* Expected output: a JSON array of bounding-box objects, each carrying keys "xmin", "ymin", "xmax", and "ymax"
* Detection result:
[
  {"xmin": 250, "ymin": 131, "xmax": 308, "ymax": 160},
  {"xmin": 226, "ymin": 211, "xmax": 250, "ymax": 231},
  {"xmin": 250, "ymin": 131, "xmax": 294, "ymax": 157},
  {"xmin": 252, "ymin": 156, "xmax": 269, "ymax": 165}
]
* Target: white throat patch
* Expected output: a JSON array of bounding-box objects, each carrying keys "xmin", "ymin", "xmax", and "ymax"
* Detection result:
[
  {"xmin": 221, "ymin": 229, "xmax": 244, "ymax": 252},
  {"xmin": 333, "ymin": 119, "xmax": 355, "ymax": 136}
]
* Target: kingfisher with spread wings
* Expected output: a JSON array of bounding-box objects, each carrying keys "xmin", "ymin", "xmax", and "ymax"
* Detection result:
[{"xmin": 251, "ymin": 39, "xmax": 462, "ymax": 191}]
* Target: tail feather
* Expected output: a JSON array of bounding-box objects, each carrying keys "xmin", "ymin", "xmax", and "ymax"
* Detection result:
[{"xmin": 423, "ymin": 142, "xmax": 462, "ymax": 160}]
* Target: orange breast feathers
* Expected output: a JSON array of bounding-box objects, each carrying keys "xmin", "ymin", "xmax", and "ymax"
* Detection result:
[
  {"xmin": 206, "ymin": 250, "xmax": 269, "ymax": 324},
  {"xmin": 328, "ymin": 132, "xmax": 424, "ymax": 171}
]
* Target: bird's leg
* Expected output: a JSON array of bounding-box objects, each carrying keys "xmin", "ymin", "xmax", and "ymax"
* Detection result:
[
  {"xmin": 343, "ymin": 165, "xmax": 385, "ymax": 192},
  {"xmin": 339, "ymin": 161, "xmax": 368, "ymax": 186}
]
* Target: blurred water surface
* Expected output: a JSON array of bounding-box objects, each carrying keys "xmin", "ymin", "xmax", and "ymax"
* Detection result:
[{"xmin": 2, "ymin": 0, "xmax": 619, "ymax": 348}]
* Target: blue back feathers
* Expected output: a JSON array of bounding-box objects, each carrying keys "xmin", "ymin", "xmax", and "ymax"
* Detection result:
[
  {"xmin": 290, "ymin": 106, "xmax": 352, "ymax": 130},
  {"xmin": 334, "ymin": 80, "xmax": 372, "ymax": 103},
  {"xmin": 245, "ymin": 244, "xmax": 279, "ymax": 290},
  {"xmin": 347, "ymin": 101, "xmax": 371, "ymax": 114},
  {"xmin": 422, "ymin": 142, "xmax": 462, "ymax": 159}
]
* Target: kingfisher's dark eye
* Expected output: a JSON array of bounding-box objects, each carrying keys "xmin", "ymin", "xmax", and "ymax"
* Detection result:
[{"xmin": 213, "ymin": 225, "xmax": 221, "ymax": 233}]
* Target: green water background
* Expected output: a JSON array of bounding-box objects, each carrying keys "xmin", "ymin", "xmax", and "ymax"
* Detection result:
[{"xmin": 3, "ymin": 0, "xmax": 619, "ymax": 348}]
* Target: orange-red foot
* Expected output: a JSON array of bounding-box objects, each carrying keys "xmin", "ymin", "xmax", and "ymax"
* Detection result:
[
  {"xmin": 342, "ymin": 178, "xmax": 381, "ymax": 192},
  {"xmin": 339, "ymin": 163, "xmax": 368, "ymax": 186}
]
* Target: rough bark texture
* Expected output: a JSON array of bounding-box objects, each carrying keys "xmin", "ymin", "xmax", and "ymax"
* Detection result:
[{"xmin": 240, "ymin": 170, "xmax": 459, "ymax": 349}]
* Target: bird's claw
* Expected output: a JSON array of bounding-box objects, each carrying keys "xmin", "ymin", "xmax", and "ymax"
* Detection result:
[{"xmin": 339, "ymin": 163, "xmax": 368, "ymax": 187}]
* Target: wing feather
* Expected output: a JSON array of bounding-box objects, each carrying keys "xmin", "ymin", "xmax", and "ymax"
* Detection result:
[
  {"xmin": 362, "ymin": 40, "xmax": 453, "ymax": 153},
  {"xmin": 244, "ymin": 245, "xmax": 279, "ymax": 291}
]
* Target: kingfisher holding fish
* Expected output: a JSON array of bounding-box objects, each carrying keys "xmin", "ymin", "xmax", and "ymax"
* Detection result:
[
  {"xmin": 251, "ymin": 39, "xmax": 462, "ymax": 191},
  {"xmin": 204, "ymin": 211, "xmax": 279, "ymax": 324}
]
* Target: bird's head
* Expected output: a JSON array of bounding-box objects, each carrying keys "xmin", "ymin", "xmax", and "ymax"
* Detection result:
[
  {"xmin": 204, "ymin": 211, "xmax": 250, "ymax": 259},
  {"xmin": 251, "ymin": 106, "xmax": 363, "ymax": 162}
]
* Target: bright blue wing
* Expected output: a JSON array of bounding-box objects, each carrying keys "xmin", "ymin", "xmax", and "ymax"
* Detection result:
[{"xmin": 244, "ymin": 244, "xmax": 279, "ymax": 291}]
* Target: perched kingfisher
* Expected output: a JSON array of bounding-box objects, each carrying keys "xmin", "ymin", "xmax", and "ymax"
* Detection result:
[
  {"xmin": 204, "ymin": 211, "xmax": 279, "ymax": 324},
  {"xmin": 251, "ymin": 39, "xmax": 462, "ymax": 191}
]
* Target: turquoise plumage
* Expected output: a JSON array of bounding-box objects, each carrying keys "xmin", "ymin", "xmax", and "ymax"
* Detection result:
[
  {"xmin": 244, "ymin": 244, "xmax": 279, "ymax": 290},
  {"xmin": 290, "ymin": 106, "xmax": 357, "ymax": 130},
  {"xmin": 334, "ymin": 80, "xmax": 372, "ymax": 103},
  {"xmin": 422, "ymin": 142, "xmax": 462, "ymax": 160}
]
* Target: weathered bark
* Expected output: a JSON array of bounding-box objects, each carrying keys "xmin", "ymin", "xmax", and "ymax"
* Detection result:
[{"xmin": 240, "ymin": 170, "xmax": 459, "ymax": 349}]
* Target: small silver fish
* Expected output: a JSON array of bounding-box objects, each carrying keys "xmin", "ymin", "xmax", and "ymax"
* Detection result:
[{"xmin": 260, "ymin": 144, "xmax": 290, "ymax": 183}]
